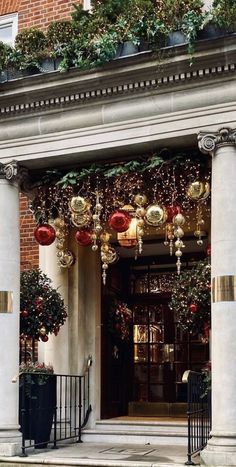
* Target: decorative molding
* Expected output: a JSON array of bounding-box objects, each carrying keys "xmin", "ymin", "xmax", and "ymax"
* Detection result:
[
  {"xmin": 0, "ymin": 60, "xmax": 236, "ymax": 117},
  {"xmin": 198, "ymin": 128, "xmax": 236, "ymax": 155},
  {"xmin": 0, "ymin": 161, "xmax": 18, "ymax": 180}
]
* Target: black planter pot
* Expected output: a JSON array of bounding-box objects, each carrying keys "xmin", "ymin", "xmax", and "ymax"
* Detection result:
[
  {"xmin": 116, "ymin": 41, "xmax": 139, "ymax": 58},
  {"xmin": 198, "ymin": 23, "xmax": 226, "ymax": 40},
  {"xmin": 166, "ymin": 31, "xmax": 187, "ymax": 47},
  {"xmin": 19, "ymin": 374, "xmax": 56, "ymax": 448}
]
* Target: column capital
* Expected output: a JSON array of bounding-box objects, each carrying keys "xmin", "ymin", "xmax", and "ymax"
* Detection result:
[
  {"xmin": 0, "ymin": 161, "xmax": 30, "ymax": 191},
  {"xmin": 198, "ymin": 127, "xmax": 236, "ymax": 155}
]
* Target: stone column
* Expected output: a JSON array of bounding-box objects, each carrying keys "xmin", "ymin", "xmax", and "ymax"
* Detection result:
[
  {"xmin": 198, "ymin": 128, "xmax": 236, "ymax": 466},
  {"xmin": 0, "ymin": 162, "xmax": 21, "ymax": 456},
  {"xmin": 38, "ymin": 243, "xmax": 69, "ymax": 375}
]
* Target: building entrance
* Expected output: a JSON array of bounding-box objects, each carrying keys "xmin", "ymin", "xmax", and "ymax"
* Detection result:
[{"xmin": 101, "ymin": 253, "xmax": 209, "ymax": 419}]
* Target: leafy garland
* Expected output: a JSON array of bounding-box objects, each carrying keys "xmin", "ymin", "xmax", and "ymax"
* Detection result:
[
  {"xmin": 35, "ymin": 151, "xmax": 208, "ymax": 188},
  {"xmin": 20, "ymin": 269, "xmax": 67, "ymax": 340},
  {"xmin": 170, "ymin": 259, "xmax": 211, "ymax": 335}
]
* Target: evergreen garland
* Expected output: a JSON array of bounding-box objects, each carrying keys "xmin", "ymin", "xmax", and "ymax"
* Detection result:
[
  {"xmin": 20, "ymin": 269, "xmax": 67, "ymax": 340},
  {"xmin": 170, "ymin": 259, "xmax": 211, "ymax": 335}
]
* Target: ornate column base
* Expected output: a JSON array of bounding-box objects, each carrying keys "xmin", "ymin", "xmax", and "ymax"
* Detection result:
[
  {"xmin": 201, "ymin": 433, "xmax": 236, "ymax": 466},
  {"xmin": 0, "ymin": 428, "xmax": 22, "ymax": 456}
]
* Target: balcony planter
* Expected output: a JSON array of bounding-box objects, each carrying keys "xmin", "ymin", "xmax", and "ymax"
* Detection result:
[
  {"xmin": 116, "ymin": 41, "xmax": 139, "ymax": 58},
  {"xmin": 41, "ymin": 58, "xmax": 55, "ymax": 72},
  {"xmin": 19, "ymin": 373, "xmax": 56, "ymax": 448},
  {"xmin": 198, "ymin": 23, "xmax": 226, "ymax": 40},
  {"xmin": 166, "ymin": 31, "xmax": 187, "ymax": 47}
]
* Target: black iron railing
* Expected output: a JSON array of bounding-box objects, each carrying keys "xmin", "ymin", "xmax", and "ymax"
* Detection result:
[
  {"xmin": 183, "ymin": 370, "xmax": 211, "ymax": 465},
  {"xmin": 19, "ymin": 356, "xmax": 92, "ymax": 456}
]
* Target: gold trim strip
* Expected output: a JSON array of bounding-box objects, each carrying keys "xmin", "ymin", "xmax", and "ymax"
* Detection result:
[
  {"xmin": 0, "ymin": 291, "xmax": 13, "ymax": 313},
  {"xmin": 212, "ymin": 276, "xmax": 236, "ymax": 302}
]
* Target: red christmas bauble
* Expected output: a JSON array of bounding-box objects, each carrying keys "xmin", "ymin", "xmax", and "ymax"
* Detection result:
[
  {"xmin": 166, "ymin": 205, "xmax": 181, "ymax": 223},
  {"xmin": 108, "ymin": 210, "xmax": 131, "ymax": 233},
  {"xmin": 21, "ymin": 309, "xmax": 29, "ymax": 318},
  {"xmin": 41, "ymin": 335, "xmax": 49, "ymax": 342},
  {"xmin": 206, "ymin": 244, "xmax": 211, "ymax": 256},
  {"xmin": 189, "ymin": 303, "xmax": 198, "ymax": 313},
  {"xmin": 34, "ymin": 224, "xmax": 56, "ymax": 246},
  {"xmin": 75, "ymin": 229, "xmax": 93, "ymax": 246}
]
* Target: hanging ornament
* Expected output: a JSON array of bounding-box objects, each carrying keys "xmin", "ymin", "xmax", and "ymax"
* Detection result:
[
  {"xmin": 186, "ymin": 180, "xmax": 210, "ymax": 201},
  {"xmin": 206, "ymin": 244, "xmax": 211, "ymax": 256},
  {"xmin": 21, "ymin": 310, "xmax": 29, "ymax": 318},
  {"xmin": 71, "ymin": 212, "xmax": 91, "ymax": 228},
  {"xmin": 108, "ymin": 210, "xmax": 131, "ymax": 233},
  {"xmin": 134, "ymin": 193, "xmax": 147, "ymax": 207},
  {"xmin": 58, "ymin": 250, "xmax": 75, "ymax": 268},
  {"xmin": 194, "ymin": 204, "xmax": 206, "ymax": 246},
  {"xmin": 166, "ymin": 205, "xmax": 180, "ymax": 223},
  {"xmin": 92, "ymin": 192, "xmax": 103, "ymax": 251},
  {"xmin": 189, "ymin": 303, "xmax": 198, "ymax": 313},
  {"xmin": 145, "ymin": 204, "xmax": 167, "ymax": 226},
  {"xmin": 69, "ymin": 196, "xmax": 88, "ymax": 213},
  {"xmin": 173, "ymin": 213, "xmax": 186, "ymax": 274},
  {"xmin": 34, "ymin": 224, "xmax": 56, "ymax": 246},
  {"xmin": 41, "ymin": 335, "xmax": 49, "ymax": 342},
  {"xmin": 75, "ymin": 229, "xmax": 93, "ymax": 246},
  {"xmin": 39, "ymin": 326, "xmax": 47, "ymax": 336},
  {"xmin": 54, "ymin": 217, "xmax": 65, "ymax": 229}
]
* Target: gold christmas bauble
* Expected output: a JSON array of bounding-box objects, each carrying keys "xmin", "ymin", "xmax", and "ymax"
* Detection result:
[
  {"xmin": 54, "ymin": 217, "xmax": 65, "ymax": 229},
  {"xmin": 55, "ymin": 229, "xmax": 65, "ymax": 239},
  {"xmin": 39, "ymin": 326, "xmax": 47, "ymax": 336},
  {"xmin": 69, "ymin": 196, "xmax": 88, "ymax": 213},
  {"xmin": 71, "ymin": 212, "xmax": 91, "ymax": 227},
  {"xmin": 58, "ymin": 250, "xmax": 75, "ymax": 268},
  {"xmin": 145, "ymin": 204, "xmax": 167, "ymax": 226},
  {"xmin": 134, "ymin": 194, "xmax": 147, "ymax": 206},
  {"xmin": 100, "ymin": 232, "xmax": 111, "ymax": 243},
  {"xmin": 186, "ymin": 180, "xmax": 210, "ymax": 201}
]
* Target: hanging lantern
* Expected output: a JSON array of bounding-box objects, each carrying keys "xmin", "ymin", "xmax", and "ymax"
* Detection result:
[
  {"xmin": 108, "ymin": 210, "xmax": 131, "ymax": 233},
  {"xmin": 75, "ymin": 229, "xmax": 93, "ymax": 246},
  {"xmin": 118, "ymin": 218, "xmax": 138, "ymax": 248},
  {"xmin": 34, "ymin": 224, "xmax": 56, "ymax": 246}
]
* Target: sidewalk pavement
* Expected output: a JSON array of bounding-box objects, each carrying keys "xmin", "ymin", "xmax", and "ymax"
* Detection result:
[{"xmin": 0, "ymin": 442, "xmax": 200, "ymax": 467}]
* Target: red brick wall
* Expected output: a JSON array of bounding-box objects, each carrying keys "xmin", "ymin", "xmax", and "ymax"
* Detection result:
[
  {"xmin": 20, "ymin": 194, "xmax": 39, "ymax": 271},
  {"xmin": 0, "ymin": 0, "xmax": 82, "ymax": 31}
]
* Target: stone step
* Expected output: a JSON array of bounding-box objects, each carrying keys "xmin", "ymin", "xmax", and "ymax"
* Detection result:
[
  {"xmin": 82, "ymin": 429, "xmax": 187, "ymax": 446},
  {"xmin": 95, "ymin": 419, "xmax": 188, "ymax": 434}
]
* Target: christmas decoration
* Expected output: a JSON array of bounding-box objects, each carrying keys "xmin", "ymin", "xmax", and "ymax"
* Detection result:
[
  {"xmin": 108, "ymin": 210, "xmax": 131, "ymax": 233},
  {"xmin": 145, "ymin": 204, "xmax": 167, "ymax": 226},
  {"xmin": 189, "ymin": 303, "xmax": 198, "ymax": 313},
  {"xmin": 20, "ymin": 269, "xmax": 67, "ymax": 339},
  {"xmin": 75, "ymin": 229, "xmax": 93, "ymax": 246},
  {"xmin": 34, "ymin": 224, "xmax": 56, "ymax": 246},
  {"xmin": 206, "ymin": 243, "xmax": 211, "ymax": 256},
  {"xmin": 29, "ymin": 151, "xmax": 211, "ymax": 278},
  {"xmin": 170, "ymin": 259, "xmax": 211, "ymax": 335},
  {"xmin": 108, "ymin": 301, "xmax": 132, "ymax": 341}
]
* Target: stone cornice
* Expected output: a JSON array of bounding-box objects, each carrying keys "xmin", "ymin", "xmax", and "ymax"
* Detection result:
[{"xmin": 0, "ymin": 34, "xmax": 236, "ymax": 118}]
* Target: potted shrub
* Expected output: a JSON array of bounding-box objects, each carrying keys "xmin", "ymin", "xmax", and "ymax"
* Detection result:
[
  {"xmin": 19, "ymin": 362, "xmax": 56, "ymax": 448},
  {"xmin": 155, "ymin": 0, "xmax": 204, "ymax": 46},
  {"xmin": 211, "ymin": 0, "xmax": 236, "ymax": 33},
  {"xmin": 0, "ymin": 41, "xmax": 12, "ymax": 82},
  {"xmin": 20, "ymin": 268, "xmax": 67, "ymax": 341},
  {"xmin": 47, "ymin": 20, "xmax": 77, "ymax": 70},
  {"xmin": 13, "ymin": 27, "xmax": 48, "ymax": 74}
]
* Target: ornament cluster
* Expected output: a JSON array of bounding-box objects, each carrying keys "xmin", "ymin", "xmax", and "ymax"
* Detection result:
[
  {"xmin": 108, "ymin": 301, "xmax": 133, "ymax": 341},
  {"xmin": 170, "ymin": 258, "xmax": 211, "ymax": 337},
  {"xmin": 20, "ymin": 269, "xmax": 67, "ymax": 340},
  {"xmin": 31, "ymin": 153, "xmax": 211, "ymax": 283}
]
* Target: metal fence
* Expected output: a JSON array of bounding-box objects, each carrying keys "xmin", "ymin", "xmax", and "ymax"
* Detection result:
[
  {"xmin": 19, "ymin": 357, "xmax": 92, "ymax": 456},
  {"xmin": 183, "ymin": 370, "xmax": 211, "ymax": 465}
]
